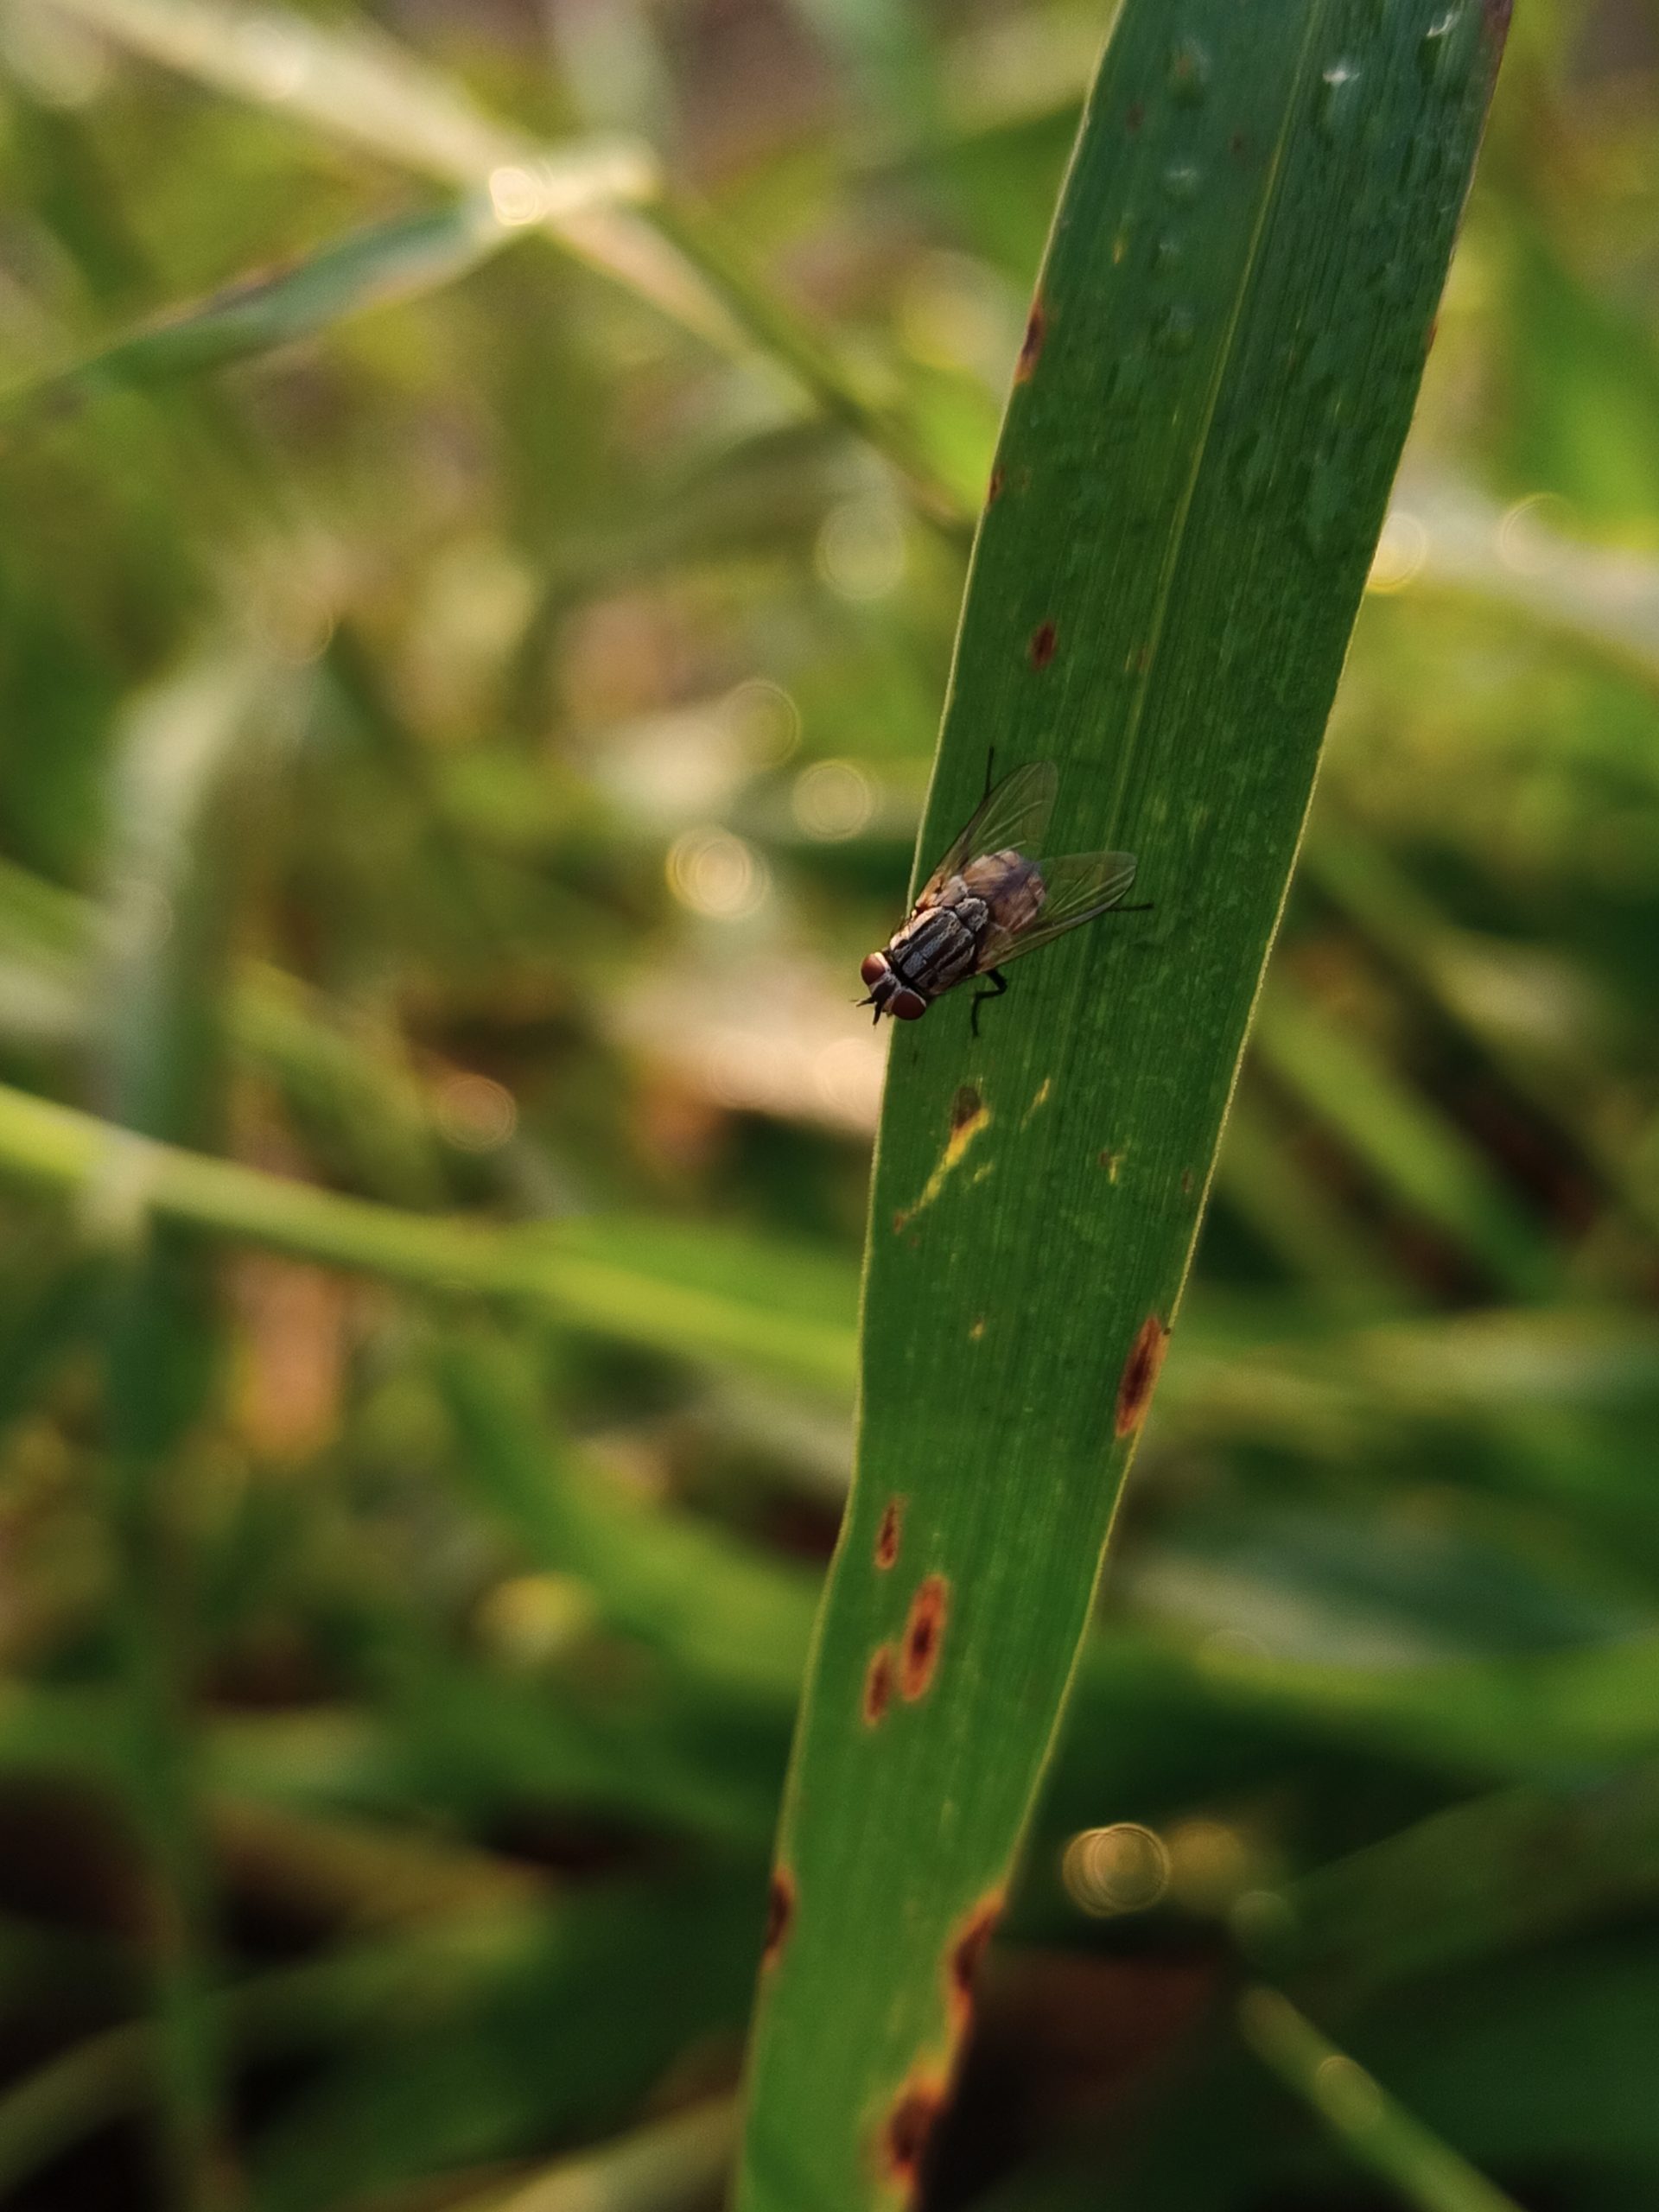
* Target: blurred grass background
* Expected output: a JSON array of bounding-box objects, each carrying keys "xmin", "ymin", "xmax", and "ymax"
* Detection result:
[{"xmin": 0, "ymin": 0, "xmax": 1657, "ymax": 2207}]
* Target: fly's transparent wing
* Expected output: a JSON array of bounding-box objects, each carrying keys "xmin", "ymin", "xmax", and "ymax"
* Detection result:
[
  {"xmin": 914, "ymin": 760, "xmax": 1058, "ymax": 910},
  {"xmin": 976, "ymin": 850, "xmax": 1139, "ymax": 969}
]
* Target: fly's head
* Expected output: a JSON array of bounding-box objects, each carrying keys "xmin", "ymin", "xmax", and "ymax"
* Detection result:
[{"xmin": 859, "ymin": 952, "xmax": 927, "ymax": 1025}]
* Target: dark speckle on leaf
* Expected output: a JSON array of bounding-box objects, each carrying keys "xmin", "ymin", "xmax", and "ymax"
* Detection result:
[
  {"xmin": 881, "ymin": 2075, "xmax": 946, "ymax": 2195},
  {"xmin": 947, "ymin": 1892, "xmax": 1004, "ymax": 2036},
  {"xmin": 901, "ymin": 1575, "xmax": 950, "ymax": 1700},
  {"xmin": 874, "ymin": 1498, "xmax": 904, "ymax": 1572},
  {"xmin": 762, "ymin": 1868, "xmax": 795, "ymax": 1968},
  {"xmin": 1115, "ymin": 1314, "xmax": 1170, "ymax": 1438},
  {"xmin": 863, "ymin": 1643, "xmax": 895, "ymax": 1726}
]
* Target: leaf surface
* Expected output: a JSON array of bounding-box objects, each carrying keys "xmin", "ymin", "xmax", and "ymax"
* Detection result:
[{"xmin": 736, "ymin": 2, "xmax": 1510, "ymax": 2203}]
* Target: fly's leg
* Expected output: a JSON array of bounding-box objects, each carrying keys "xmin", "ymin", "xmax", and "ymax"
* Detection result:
[{"xmin": 969, "ymin": 969, "xmax": 1007, "ymax": 1039}]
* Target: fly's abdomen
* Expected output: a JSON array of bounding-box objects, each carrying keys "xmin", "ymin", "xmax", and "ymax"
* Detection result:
[{"xmin": 889, "ymin": 902, "xmax": 983, "ymax": 999}]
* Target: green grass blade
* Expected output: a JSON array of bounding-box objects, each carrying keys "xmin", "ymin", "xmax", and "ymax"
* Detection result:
[
  {"xmin": 1300, "ymin": 818, "xmax": 1659, "ymax": 1250},
  {"xmin": 0, "ymin": 1079, "xmax": 858, "ymax": 1389},
  {"xmin": 454, "ymin": 2097, "xmax": 735, "ymax": 2212},
  {"xmin": 0, "ymin": 855, "xmax": 448, "ymax": 1203},
  {"xmin": 29, "ymin": 0, "xmax": 644, "ymax": 200},
  {"xmin": 2, "ymin": 198, "xmax": 513, "ymax": 417},
  {"xmin": 31, "ymin": 0, "xmax": 965, "ymax": 518},
  {"xmin": 1215, "ymin": 1085, "xmax": 1413, "ymax": 1312},
  {"xmin": 437, "ymin": 1328, "xmax": 817, "ymax": 1703},
  {"xmin": 1237, "ymin": 1986, "xmax": 1526, "ymax": 2212},
  {"xmin": 91, "ymin": 652, "xmax": 271, "ymax": 2210},
  {"xmin": 1264, "ymin": 1768, "xmax": 1659, "ymax": 2004},
  {"xmin": 734, "ymin": 0, "xmax": 1509, "ymax": 2202},
  {"xmin": 1253, "ymin": 981, "xmax": 1558, "ymax": 1298}
]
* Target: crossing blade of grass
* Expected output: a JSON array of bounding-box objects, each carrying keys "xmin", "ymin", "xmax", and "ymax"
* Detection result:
[
  {"xmin": 1300, "ymin": 819, "xmax": 1659, "ymax": 1252},
  {"xmin": 0, "ymin": 1078, "xmax": 858, "ymax": 1389},
  {"xmin": 1261, "ymin": 1767, "xmax": 1659, "ymax": 2006},
  {"xmin": 92, "ymin": 651, "xmax": 274, "ymax": 2211},
  {"xmin": 1252, "ymin": 981, "xmax": 1559, "ymax": 1299},
  {"xmin": 448, "ymin": 2097, "xmax": 736, "ymax": 2212},
  {"xmin": 27, "ymin": 0, "xmax": 713, "ymax": 331},
  {"xmin": 0, "ymin": 197, "xmax": 516, "ymax": 420},
  {"xmin": 30, "ymin": 0, "xmax": 965, "ymax": 522},
  {"xmin": 1237, "ymin": 1986, "xmax": 1526, "ymax": 2212},
  {"xmin": 734, "ymin": 1, "xmax": 1509, "ymax": 2204},
  {"xmin": 0, "ymin": 855, "xmax": 448, "ymax": 1203},
  {"xmin": 1213, "ymin": 1085, "xmax": 1413, "ymax": 1313}
]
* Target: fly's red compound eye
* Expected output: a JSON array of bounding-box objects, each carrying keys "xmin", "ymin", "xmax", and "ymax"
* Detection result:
[
  {"xmin": 890, "ymin": 989, "xmax": 928, "ymax": 1020},
  {"xmin": 860, "ymin": 953, "xmax": 888, "ymax": 988}
]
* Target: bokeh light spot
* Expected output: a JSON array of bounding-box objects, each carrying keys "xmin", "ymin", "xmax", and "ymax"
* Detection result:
[
  {"xmin": 817, "ymin": 498, "xmax": 907, "ymax": 601},
  {"xmin": 1062, "ymin": 1821, "xmax": 1171, "ymax": 1916},
  {"xmin": 792, "ymin": 760, "xmax": 876, "ymax": 840},
  {"xmin": 666, "ymin": 828, "xmax": 771, "ymax": 918},
  {"xmin": 435, "ymin": 1072, "xmax": 518, "ymax": 1151}
]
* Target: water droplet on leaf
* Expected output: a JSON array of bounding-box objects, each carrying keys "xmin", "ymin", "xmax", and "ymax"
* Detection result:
[
  {"xmin": 1162, "ymin": 162, "xmax": 1203, "ymax": 204},
  {"xmin": 1419, "ymin": 9, "xmax": 1465, "ymax": 79},
  {"xmin": 1318, "ymin": 59, "xmax": 1361, "ymax": 137}
]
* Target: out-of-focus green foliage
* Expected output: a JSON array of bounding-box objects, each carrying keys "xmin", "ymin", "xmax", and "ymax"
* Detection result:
[{"xmin": 0, "ymin": 0, "xmax": 1656, "ymax": 2207}]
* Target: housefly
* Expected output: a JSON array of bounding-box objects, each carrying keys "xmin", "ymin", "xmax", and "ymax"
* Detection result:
[{"xmin": 858, "ymin": 760, "xmax": 1141, "ymax": 1036}]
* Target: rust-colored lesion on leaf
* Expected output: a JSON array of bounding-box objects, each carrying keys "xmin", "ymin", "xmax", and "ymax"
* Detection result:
[
  {"xmin": 900, "ymin": 1573, "xmax": 950, "ymax": 1700},
  {"xmin": 1028, "ymin": 620, "xmax": 1058, "ymax": 670},
  {"xmin": 1115, "ymin": 1313, "xmax": 1170, "ymax": 1438},
  {"xmin": 945, "ymin": 1890, "xmax": 1005, "ymax": 2039},
  {"xmin": 874, "ymin": 1497, "xmax": 905, "ymax": 1572},
  {"xmin": 863, "ymin": 1643, "xmax": 896, "ymax": 1726},
  {"xmin": 1014, "ymin": 300, "xmax": 1046, "ymax": 380},
  {"xmin": 878, "ymin": 2068, "xmax": 948, "ymax": 2200},
  {"xmin": 762, "ymin": 1866, "xmax": 796, "ymax": 1970}
]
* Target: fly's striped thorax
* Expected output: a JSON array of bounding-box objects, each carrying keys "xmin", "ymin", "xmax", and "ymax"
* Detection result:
[{"xmin": 889, "ymin": 901, "xmax": 982, "ymax": 997}]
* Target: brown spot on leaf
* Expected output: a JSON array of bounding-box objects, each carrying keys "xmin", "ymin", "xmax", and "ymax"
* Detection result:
[
  {"xmin": 864, "ymin": 1643, "xmax": 895, "ymax": 1726},
  {"xmin": 762, "ymin": 1867, "xmax": 795, "ymax": 1968},
  {"xmin": 1029, "ymin": 621, "xmax": 1058, "ymax": 671},
  {"xmin": 1115, "ymin": 1314, "xmax": 1170, "ymax": 1439},
  {"xmin": 874, "ymin": 1498, "xmax": 904, "ymax": 1572},
  {"xmin": 950, "ymin": 1084, "xmax": 982, "ymax": 1134},
  {"xmin": 1230, "ymin": 129, "xmax": 1248, "ymax": 156},
  {"xmin": 881, "ymin": 2074, "xmax": 947, "ymax": 2196},
  {"xmin": 1015, "ymin": 302, "xmax": 1046, "ymax": 381},
  {"xmin": 900, "ymin": 1575, "xmax": 950, "ymax": 1700},
  {"xmin": 987, "ymin": 467, "xmax": 1005, "ymax": 505},
  {"xmin": 947, "ymin": 1891, "xmax": 1005, "ymax": 2037},
  {"xmin": 1180, "ymin": 1168, "xmax": 1194, "ymax": 1196},
  {"xmin": 1127, "ymin": 99, "xmax": 1144, "ymax": 130}
]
